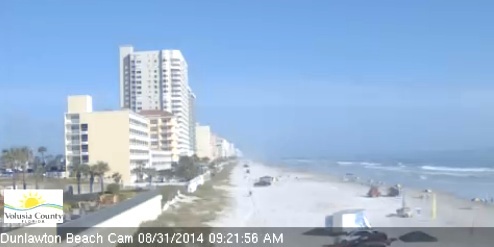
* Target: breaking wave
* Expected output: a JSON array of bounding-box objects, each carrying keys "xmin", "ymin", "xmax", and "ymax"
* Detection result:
[{"xmin": 420, "ymin": 165, "xmax": 494, "ymax": 173}]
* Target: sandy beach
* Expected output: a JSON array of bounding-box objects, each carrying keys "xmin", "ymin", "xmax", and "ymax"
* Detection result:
[{"xmin": 211, "ymin": 161, "xmax": 494, "ymax": 246}]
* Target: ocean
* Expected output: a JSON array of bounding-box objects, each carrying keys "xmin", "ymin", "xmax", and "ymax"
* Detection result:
[{"xmin": 277, "ymin": 159, "xmax": 494, "ymax": 200}]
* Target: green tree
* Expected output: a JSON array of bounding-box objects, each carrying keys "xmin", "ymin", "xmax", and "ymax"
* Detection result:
[
  {"xmin": 1, "ymin": 147, "xmax": 32, "ymax": 189},
  {"xmin": 1, "ymin": 148, "xmax": 17, "ymax": 189},
  {"xmin": 35, "ymin": 146, "xmax": 47, "ymax": 189},
  {"xmin": 112, "ymin": 172, "xmax": 122, "ymax": 184},
  {"xmin": 34, "ymin": 165, "xmax": 46, "ymax": 189},
  {"xmin": 200, "ymin": 157, "xmax": 211, "ymax": 163},
  {"xmin": 37, "ymin": 146, "xmax": 47, "ymax": 165},
  {"xmin": 175, "ymin": 156, "xmax": 200, "ymax": 181},
  {"xmin": 88, "ymin": 164, "xmax": 98, "ymax": 193},
  {"xmin": 131, "ymin": 161, "xmax": 146, "ymax": 183},
  {"xmin": 72, "ymin": 164, "xmax": 90, "ymax": 194},
  {"xmin": 159, "ymin": 169, "xmax": 174, "ymax": 181},
  {"xmin": 191, "ymin": 154, "xmax": 201, "ymax": 163},
  {"xmin": 92, "ymin": 161, "xmax": 110, "ymax": 193},
  {"xmin": 18, "ymin": 147, "xmax": 33, "ymax": 189}
]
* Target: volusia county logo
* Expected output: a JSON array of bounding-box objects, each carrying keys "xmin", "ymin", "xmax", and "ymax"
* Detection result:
[{"xmin": 3, "ymin": 190, "xmax": 64, "ymax": 224}]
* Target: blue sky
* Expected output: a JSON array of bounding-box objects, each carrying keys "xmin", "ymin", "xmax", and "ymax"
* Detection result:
[{"xmin": 1, "ymin": 0, "xmax": 494, "ymax": 158}]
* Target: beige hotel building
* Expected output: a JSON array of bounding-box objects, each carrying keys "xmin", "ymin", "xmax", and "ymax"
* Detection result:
[
  {"xmin": 64, "ymin": 95, "xmax": 168, "ymax": 184},
  {"xmin": 139, "ymin": 110, "xmax": 180, "ymax": 165}
]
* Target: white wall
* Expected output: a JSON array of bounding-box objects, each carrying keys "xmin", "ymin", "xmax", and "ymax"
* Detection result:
[
  {"xmin": 93, "ymin": 195, "xmax": 162, "ymax": 228},
  {"xmin": 186, "ymin": 171, "xmax": 211, "ymax": 193},
  {"xmin": 149, "ymin": 149, "xmax": 172, "ymax": 171},
  {"xmin": 59, "ymin": 193, "xmax": 163, "ymax": 246}
]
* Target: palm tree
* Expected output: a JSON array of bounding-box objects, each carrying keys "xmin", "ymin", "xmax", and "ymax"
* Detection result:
[
  {"xmin": 72, "ymin": 164, "xmax": 90, "ymax": 194},
  {"xmin": 143, "ymin": 168, "xmax": 157, "ymax": 186},
  {"xmin": 35, "ymin": 146, "xmax": 47, "ymax": 189},
  {"xmin": 1, "ymin": 147, "xmax": 32, "ymax": 189},
  {"xmin": 1, "ymin": 149, "xmax": 16, "ymax": 189},
  {"xmin": 37, "ymin": 146, "xmax": 47, "ymax": 165},
  {"xmin": 18, "ymin": 147, "xmax": 33, "ymax": 189},
  {"xmin": 88, "ymin": 164, "xmax": 98, "ymax": 193},
  {"xmin": 34, "ymin": 165, "xmax": 46, "ymax": 189},
  {"xmin": 92, "ymin": 161, "xmax": 110, "ymax": 193},
  {"xmin": 131, "ymin": 161, "xmax": 145, "ymax": 183}
]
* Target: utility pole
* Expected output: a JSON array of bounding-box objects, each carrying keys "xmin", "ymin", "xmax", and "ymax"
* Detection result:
[{"xmin": 431, "ymin": 193, "xmax": 437, "ymax": 219}]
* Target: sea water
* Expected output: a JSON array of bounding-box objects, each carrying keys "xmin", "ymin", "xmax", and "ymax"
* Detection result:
[{"xmin": 278, "ymin": 159, "xmax": 494, "ymax": 200}]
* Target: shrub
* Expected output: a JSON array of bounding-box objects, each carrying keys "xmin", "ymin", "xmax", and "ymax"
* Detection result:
[
  {"xmin": 107, "ymin": 183, "xmax": 121, "ymax": 194},
  {"xmin": 63, "ymin": 203, "xmax": 72, "ymax": 213}
]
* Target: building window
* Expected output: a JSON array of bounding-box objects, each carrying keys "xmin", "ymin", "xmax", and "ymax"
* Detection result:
[
  {"xmin": 81, "ymin": 123, "xmax": 88, "ymax": 131},
  {"xmin": 82, "ymin": 155, "xmax": 89, "ymax": 163},
  {"xmin": 81, "ymin": 134, "xmax": 88, "ymax": 142},
  {"xmin": 81, "ymin": 144, "xmax": 88, "ymax": 152}
]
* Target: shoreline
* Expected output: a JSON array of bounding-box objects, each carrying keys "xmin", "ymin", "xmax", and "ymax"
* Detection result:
[
  {"xmin": 272, "ymin": 161, "xmax": 494, "ymax": 202},
  {"xmin": 212, "ymin": 160, "xmax": 494, "ymax": 228},
  {"xmin": 266, "ymin": 162, "xmax": 494, "ymax": 211}
]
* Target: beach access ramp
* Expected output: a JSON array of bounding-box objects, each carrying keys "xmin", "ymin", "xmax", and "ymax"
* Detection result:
[{"xmin": 325, "ymin": 209, "xmax": 372, "ymax": 233}]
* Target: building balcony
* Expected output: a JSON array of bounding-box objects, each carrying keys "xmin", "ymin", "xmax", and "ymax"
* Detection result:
[
  {"xmin": 129, "ymin": 144, "xmax": 150, "ymax": 151},
  {"xmin": 66, "ymin": 151, "xmax": 81, "ymax": 156},
  {"xmin": 66, "ymin": 131, "xmax": 80, "ymax": 136},
  {"xmin": 152, "ymin": 164, "xmax": 172, "ymax": 171},
  {"xmin": 130, "ymin": 154, "xmax": 150, "ymax": 161},
  {"xmin": 65, "ymin": 120, "xmax": 80, "ymax": 125},
  {"xmin": 64, "ymin": 115, "xmax": 80, "ymax": 123}
]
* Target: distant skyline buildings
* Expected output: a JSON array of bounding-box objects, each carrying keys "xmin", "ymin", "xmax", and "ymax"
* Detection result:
[{"xmin": 119, "ymin": 46, "xmax": 194, "ymax": 156}]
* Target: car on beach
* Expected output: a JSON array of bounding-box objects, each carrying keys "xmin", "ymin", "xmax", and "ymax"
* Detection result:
[
  {"xmin": 337, "ymin": 230, "xmax": 389, "ymax": 246},
  {"xmin": 254, "ymin": 180, "xmax": 271, "ymax": 187}
]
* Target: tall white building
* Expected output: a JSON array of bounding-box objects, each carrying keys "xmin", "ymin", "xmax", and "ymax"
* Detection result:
[
  {"xmin": 119, "ymin": 45, "xmax": 194, "ymax": 156},
  {"xmin": 188, "ymin": 87, "xmax": 196, "ymax": 154}
]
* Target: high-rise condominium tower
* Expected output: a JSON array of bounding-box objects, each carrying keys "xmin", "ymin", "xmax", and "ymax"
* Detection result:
[{"xmin": 119, "ymin": 45, "xmax": 194, "ymax": 156}]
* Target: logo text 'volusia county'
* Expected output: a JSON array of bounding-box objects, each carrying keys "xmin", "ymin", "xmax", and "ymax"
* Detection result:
[{"xmin": 3, "ymin": 190, "xmax": 64, "ymax": 224}]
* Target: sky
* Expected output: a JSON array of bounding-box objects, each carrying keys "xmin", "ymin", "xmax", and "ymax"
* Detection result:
[{"xmin": 1, "ymin": 0, "xmax": 494, "ymax": 159}]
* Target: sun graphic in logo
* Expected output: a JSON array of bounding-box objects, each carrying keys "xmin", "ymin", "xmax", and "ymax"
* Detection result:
[{"xmin": 19, "ymin": 192, "xmax": 45, "ymax": 209}]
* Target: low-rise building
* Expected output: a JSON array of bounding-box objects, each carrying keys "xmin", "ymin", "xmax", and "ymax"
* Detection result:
[
  {"xmin": 64, "ymin": 95, "xmax": 173, "ymax": 184},
  {"xmin": 139, "ymin": 110, "xmax": 180, "ymax": 166},
  {"xmin": 212, "ymin": 135, "xmax": 236, "ymax": 159}
]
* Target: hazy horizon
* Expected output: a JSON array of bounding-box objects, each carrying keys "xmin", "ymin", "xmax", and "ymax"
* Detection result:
[{"xmin": 2, "ymin": 1, "xmax": 494, "ymax": 160}]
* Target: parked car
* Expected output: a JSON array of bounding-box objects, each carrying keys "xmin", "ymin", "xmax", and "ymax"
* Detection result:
[
  {"xmin": 254, "ymin": 180, "xmax": 271, "ymax": 187},
  {"xmin": 338, "ymin": 230, "xmax": 388, "ymax": 246}
]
